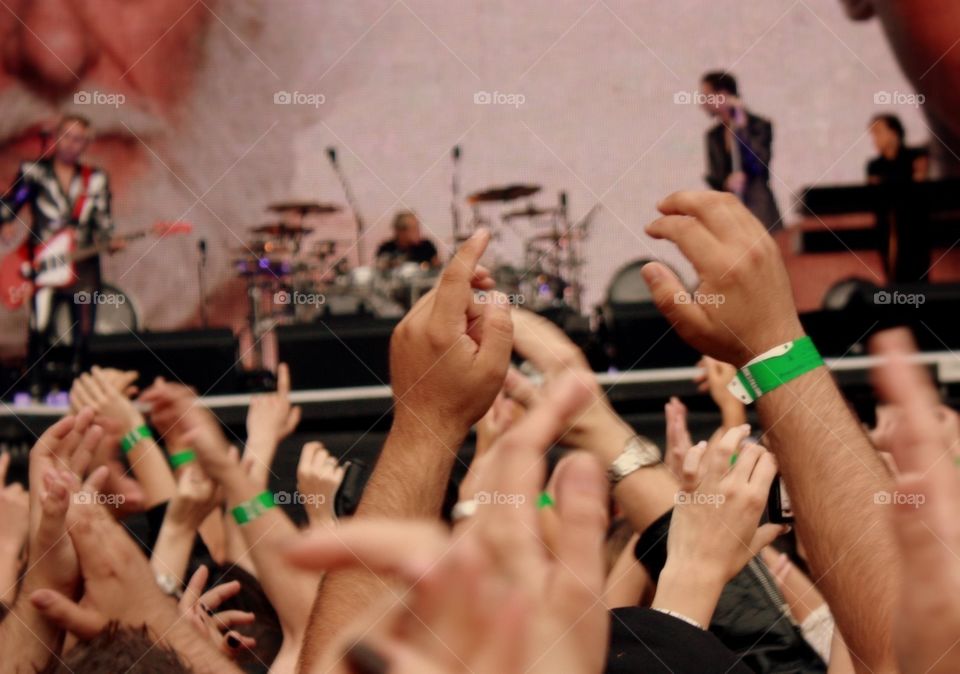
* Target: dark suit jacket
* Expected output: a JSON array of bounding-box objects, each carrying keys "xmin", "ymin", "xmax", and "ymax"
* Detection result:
[{"xmin": 705, "ymin": 113, "xmax": 782, "ymax": 230}]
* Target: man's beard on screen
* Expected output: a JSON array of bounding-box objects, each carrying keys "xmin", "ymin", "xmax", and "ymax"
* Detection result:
[{"xmin": 0, "ymin": 0, "xmax": 317, "ymax": 330}]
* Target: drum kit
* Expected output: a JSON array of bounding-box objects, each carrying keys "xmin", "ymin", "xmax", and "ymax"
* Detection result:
[
  {"xmin": 460, "ymin": 183, "xmax": 592, "ymax": 314},
  {"xmin": 234, "ymin": 184, "xmax": 593, "ymax": 364}
]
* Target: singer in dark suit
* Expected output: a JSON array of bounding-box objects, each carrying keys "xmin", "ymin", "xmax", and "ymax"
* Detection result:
[{"xmin": 700, "ymin": 72, "xmax": 782, "ymax": 231}]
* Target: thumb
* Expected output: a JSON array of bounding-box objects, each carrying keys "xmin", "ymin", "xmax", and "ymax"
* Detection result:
[
  {"xmin": 30, "ymin": 589, "xmax": 108, "ymax": 640},
  {"xmin": 749, "ymin": 523, "xmax": 789, "ymax": 556},
  {"xmin": 474, "ymin": 297, "xmax": 514, "ymax": 379},
  {"xmin": 641, "ymin": 262, "xmax": 712, "ymax": 345}
]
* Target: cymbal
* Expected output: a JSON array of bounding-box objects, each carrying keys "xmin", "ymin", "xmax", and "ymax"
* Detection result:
[
  {"xmin": 467, "ymin": 184, "xmax": 541, "ymax": 204},
  {"xmin": 502, "ymin": 205, "xmax": 559, "ymax": 220},
  {"xmin": 250, "ymin": 223, "xmax": 314, "ymax": 237},
  {"xmin": 266, "ymin": 201, "xmax": 342, "ymax": 215}
]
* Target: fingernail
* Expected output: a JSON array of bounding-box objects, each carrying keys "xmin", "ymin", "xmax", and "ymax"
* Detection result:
[
  {"xmin": 642, "ymin": 264, "xmax": 660, "ymax": 283},
  {"xmin": 345, "ymin": 641, "xmax": 388, "ymax": 674}
]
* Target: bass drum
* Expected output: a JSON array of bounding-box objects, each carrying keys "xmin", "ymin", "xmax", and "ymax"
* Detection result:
[{"xmin": 51, "ymin": 283, "xmax": 140, "ymax": 346}]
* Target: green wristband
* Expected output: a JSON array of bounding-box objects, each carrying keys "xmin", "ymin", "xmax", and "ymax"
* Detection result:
[
  {"xmin": 169, "ymin": 450, "xmax": 197, "ymax": 469},
  {"xmin": 232, "ymin": 491, "xmax": 276, "ymax": 525},
  {"xmin": 120, "ymin": 424, "xmax": 153, "ymax": 454},
  {"xmin": 537, "ymin": 491, "xmax": 556, "ymax": 509},
  {"xmin": 728, "ymin": 336, "xmax": 824, "ymax": 404}
]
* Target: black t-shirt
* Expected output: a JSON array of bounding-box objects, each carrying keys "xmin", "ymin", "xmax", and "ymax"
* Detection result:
[
  {"xmin": 376, "ymin": 238, "xmax": 438, "ymax": 265},
  {"xmin": 866, "ymin": 146, "xmax": 927, "ymax": 183}
]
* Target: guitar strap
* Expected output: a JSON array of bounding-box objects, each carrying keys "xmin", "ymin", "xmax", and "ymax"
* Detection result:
[{"xmin": 71, "ymin": 165, "xmax": 93, "ymax": 224}]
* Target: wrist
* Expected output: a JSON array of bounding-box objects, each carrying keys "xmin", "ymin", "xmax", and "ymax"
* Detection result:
[
  {"xmin": 653, "ymin": 561, "xmax": 726, "ymax": 627},
  {"xmin": 588, "ymin": 415, "xmax": 637, "ymax": 467},
  {"xmin": 390, "ymin": 409, "xmax": 467, "ymax": 452},
  {"xmin": 742, "ymin": 323, "xmax": 806, "ymax": 367}
]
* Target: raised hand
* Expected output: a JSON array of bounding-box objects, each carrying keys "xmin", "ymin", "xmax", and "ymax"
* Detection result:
[
  {"xmin": 179, "ymin": 565, "xmax": 256, "ymax": 657},
  {"xmin": 388, "ymin": 228, "xmax": 513, "ymax": 441},
  {"xmin": 652, "ymin": 424, "xmax": 784, "ymax": 627},
  {"xmin": 286, "ymin": 372, "xmax": 610, "ymax": 674},
  {"xmin": 663, "ymin": 396, "xmax": 693, "ymax": 477},
  {"xmin": 694, "ymin": 355, "xmax": 747, "ymax": 428},
  {"xmin": 167, "ymin": 464, "xmax": 222, "ymax": 530},
  {"xmin": 642, "ymin": 191, "xmax": 804, "ymax": 366},
  {"xmin": 871, "ymin": 328, "xmax": 960, "ymax": 674},
  {"xmin": 245, "ymin": 363, "xmax": 301, "ymax": 487},
  {"xmin": 70, "ymin": 366, "xmax": 145, "ymax": 433},
  {"xmin": 296, "ymin": 442, "xmax": 344, "ymax": 527},
  {"xmin": 29, "ymin": 484, "xmax": 243, "ymax": 673}
]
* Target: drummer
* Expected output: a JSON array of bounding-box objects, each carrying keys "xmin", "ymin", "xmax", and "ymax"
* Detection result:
[{"xmin": 375, "ymin": 211, "xmax": 440, "ymax": 270}]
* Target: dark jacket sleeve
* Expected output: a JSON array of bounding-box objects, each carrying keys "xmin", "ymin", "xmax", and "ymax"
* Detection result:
[
  {"xmin": 736, "ymin": 116, "xmax": 773, "ymax": 178},
  {"xmin": 704, "ymin": 127, "xmax": 727, "ymax": 190},
  {"xmin": 0, "ymin": 164, "xmax": 34, "ymax": 224}
]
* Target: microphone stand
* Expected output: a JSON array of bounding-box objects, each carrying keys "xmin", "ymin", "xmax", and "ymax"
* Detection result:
[
  {"xmin": 451, "ymin": 145, "xmax": 462, "ymax": 247},
  {"xmin": 197, "ymin": 239, "xmax": 208, "ymax": 328},
  {"xmin": 326, "ymin": 147, "xmax": 366, "ymax": 265}
]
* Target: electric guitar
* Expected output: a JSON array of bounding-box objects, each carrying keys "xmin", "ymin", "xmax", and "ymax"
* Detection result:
[{"xmin": 0, "ymin": 221, "xmax": 192, "ymax": 310}]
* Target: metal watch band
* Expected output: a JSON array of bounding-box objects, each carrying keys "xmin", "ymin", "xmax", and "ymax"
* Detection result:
[{"xmin": 607, "ymin": 435, "xmax": 661, "ymax": 484}]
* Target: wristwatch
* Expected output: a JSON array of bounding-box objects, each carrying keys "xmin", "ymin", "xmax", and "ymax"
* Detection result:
[
  {"xmin": 607, "ymin": 435, "xmax": 661, "ymax": 484},
  {"xmin": 155, "ymin": 573, "xmax": 182, "ymax": 598}
]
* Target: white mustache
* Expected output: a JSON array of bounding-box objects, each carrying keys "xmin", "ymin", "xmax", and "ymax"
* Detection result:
[{"xmin": 0, "ymin": 83, "xmax": 170, "ymax": 144}]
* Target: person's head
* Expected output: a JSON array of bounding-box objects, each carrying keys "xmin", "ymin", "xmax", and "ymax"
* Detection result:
[
  {"xmin": 699, "ymin": 71, "xmax": 738, "ymax": 117},
  {"xmin": 54, "ymin": 113, "xmax": 91, "ymax": 164},
  {"xmin": 392, "ymin": 211, "xmax": 422, "ymax": 247},
  {"xmin": 870, "ymin": 114, "xmax": 905, "ymax": 156},
  {"xmin": 45, "ymin": 623, "xmax": 190, "ymax": 674}
]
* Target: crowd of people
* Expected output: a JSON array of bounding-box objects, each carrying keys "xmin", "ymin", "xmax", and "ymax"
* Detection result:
[{"xmin": 0, "ymin": 191, "xmax": 956, "ymax": 673}]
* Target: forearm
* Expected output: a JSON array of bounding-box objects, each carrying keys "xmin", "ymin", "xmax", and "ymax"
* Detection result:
[
  {"xmin": 125, "ymin": 438, "xmax": 177, "ymax": 508},
  {"xmin": 6, "ymin": 576, "xmax": 67, "ymax": 672},
  {"xmin": 0, "ymin": 544, "xmax": 22, "ymax": 605},
  {"xmin": 719, "ymin": 402, "xmax": 748, "ymax": 429},
  {"xmin": 299, "ymin": 417, "xmax": 463, "ymax": 670},
  {"xmin": 242, "ymin": 434, "xmax": 278, "ymax": 489},
  {"xmin": 591, "ymin": 416, "xmax": 678, "ymax": 535},
  {"xmin": 222, "ymin": 469, "xmax": 315, "ymax": 639},
  {"xmin": 150, "ymin": 519, "xmax": 197, "ymax": 581},
  {"xmin": 757, "ymin": 368, "xmax": 898, "ymax": 671}
]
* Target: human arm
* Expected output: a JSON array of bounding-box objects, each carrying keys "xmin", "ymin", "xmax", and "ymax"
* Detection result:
[
  {"xmin": 243, "ymin": 363, "xmax": 301, "ymax": 490},
  {"xmin": 694, "ymin": 355, "xmax": 748, "ymax": 429},
  {"xmin": 140, "ymin": 381, "xmax": 317, "ymax": 644},
  {"xmin": 151, "ymin": 464, "xmax": 222, "ymax": 584},
  {"xmin": 71, "ymin": 366, "xmax": 176, "ymax": 508},
  {"xmin": 641, "ymin": 189, "xmax": 898, "ymax": 671},
  {"xmin": 651, "ymin": 427, "xmax": 783, "ymax": 627},
  {"xmin": 296, "ymin": 442, "xmax": 344, "ymax": 529},
  {"xmin": 0, "ymin": 452, "xmax": 28, "ymax": 606},
  {"xmin": 297, "ymin": 229, "xmax": 512, "ymax": 668}
]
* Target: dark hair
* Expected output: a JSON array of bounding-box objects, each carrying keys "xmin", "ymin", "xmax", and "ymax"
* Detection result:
[
  {"xmin": 212, "ymin": 565, "xmax": 283, "ymax": 673},
  {"xmin": 701, "ymin": 71, "xmax": 739, "ymax": 96},
  {"xmin": 872, "ymin": 113, "xmax": 905, "ymax": 142},
  {"xmin": 57, "ymin": 114, "xmax": 92, "ymax": 133},
  {"xmin": 43, "ymin": 623, "xmax": 190, "ymax": 674}
]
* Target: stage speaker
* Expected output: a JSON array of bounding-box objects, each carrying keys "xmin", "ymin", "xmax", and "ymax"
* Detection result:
[
  {"xmin": 598, "ymin": 258, "xmax": 701, "ymax": 370},
  {"xmin": 89, "ymin": 329, "xmax": 240, "ymax": 394},
  {"xmin": 277, "ymin": 317, "xmax": 398, "ymax": 390},
  {"xmin": 808, "ymin": 280, "xmax": 960, "ymax": 355}
]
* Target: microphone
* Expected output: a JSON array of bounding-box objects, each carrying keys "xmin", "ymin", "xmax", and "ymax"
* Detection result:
[{"xmin": 326, "ymin": 147, "xmax": 337, "ymax": 165}]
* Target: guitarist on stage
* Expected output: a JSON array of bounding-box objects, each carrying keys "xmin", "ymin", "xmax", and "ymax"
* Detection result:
[{"xmin": 0, "ymin": 114, "xmax": 124, "ymax": 389}]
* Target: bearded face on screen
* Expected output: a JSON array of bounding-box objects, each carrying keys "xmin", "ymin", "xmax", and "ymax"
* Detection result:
[{"xmin": 0, "ymin": 0, "xmax": 318, "ymax": 331}]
